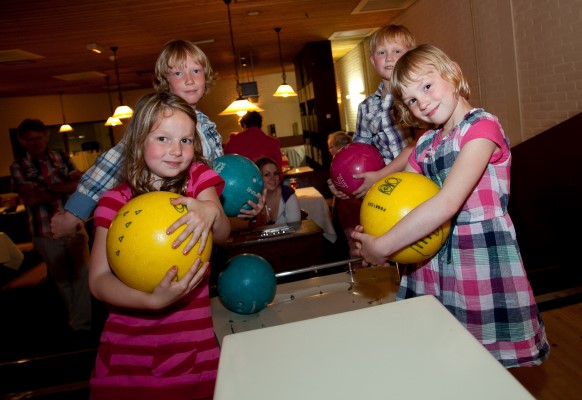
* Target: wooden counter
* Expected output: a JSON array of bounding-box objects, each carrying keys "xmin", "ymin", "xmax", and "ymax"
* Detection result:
[{"xmin": 210, "ymin": 219, "xmax": 326, "ymax": 287}]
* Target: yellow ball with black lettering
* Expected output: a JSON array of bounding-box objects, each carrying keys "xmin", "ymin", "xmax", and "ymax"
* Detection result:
[
  {"xmin": 360, "ymin": 172, "xmax": 450, "ymax": 263},
  {"xmin": 106, "ymin": 191, "xmax": 212, "ymax": 292}
]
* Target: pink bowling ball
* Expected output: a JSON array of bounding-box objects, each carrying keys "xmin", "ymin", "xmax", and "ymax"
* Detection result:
[{"xmin": 330, "ymin": 142, "xmax": 385, "ymax": 197}]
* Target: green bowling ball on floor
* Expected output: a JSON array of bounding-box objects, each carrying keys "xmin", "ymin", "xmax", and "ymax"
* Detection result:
[
  {"xmin": 217, "ymin": 254, "xmax": 277, "ymax": 315},
  {"xmin": 212, "ymin": 154, "xmax": 264, "ymax": 217}
]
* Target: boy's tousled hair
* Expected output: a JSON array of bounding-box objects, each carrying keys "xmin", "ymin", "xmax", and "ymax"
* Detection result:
[
  {"xmin": 368, "ymin": 24, "xmax": 416, "ymax": 54},
  {"xmin": 122, "ymin": 92, "xmax": 205, "ymax": 196},
  {"xmin": 154, "ymin": 39, "xmax": 214, "ymax": 93},
  {"xmin": 391, "ymin": 44, "xmax": 471, "ymax": 126}
]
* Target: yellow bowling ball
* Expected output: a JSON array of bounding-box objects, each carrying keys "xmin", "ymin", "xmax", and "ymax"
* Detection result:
[
  {"xmin": 360, "ymin": 172, "xmax": 450, "ymax": 264},
  {"xmin": 106, "ymin": 191, "xmax": 212, "ymax": 292}
]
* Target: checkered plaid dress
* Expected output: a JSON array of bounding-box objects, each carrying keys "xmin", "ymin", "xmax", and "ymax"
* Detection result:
[{"xmin": 398, "ymin": 109, "xmax": 550, "ymax": 368}]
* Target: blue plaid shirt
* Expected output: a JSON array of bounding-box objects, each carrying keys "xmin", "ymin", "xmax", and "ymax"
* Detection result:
[
  {"xmin": 65, "ymin": 109, "xmax": 223, "ymax": 220},
  {"xmin": 353, "ymin": 82, "xmax": 412, "ymax": 164}
]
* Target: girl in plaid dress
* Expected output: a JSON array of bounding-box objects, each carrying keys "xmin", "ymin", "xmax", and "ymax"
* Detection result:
[{"xmin": 353, "ymin": 45, "xmax": 549, "ymax": 368}]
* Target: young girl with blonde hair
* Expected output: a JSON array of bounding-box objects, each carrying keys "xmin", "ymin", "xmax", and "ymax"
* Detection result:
[
  {"xmin": 353, "ymin": 44, "xmax": 549, "ymax": 368},
  {"xmin": 89, "ymin": 92, "xmax": 230, "ymax": 399}
]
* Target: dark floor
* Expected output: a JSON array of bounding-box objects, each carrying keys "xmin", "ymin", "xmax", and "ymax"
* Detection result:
[
  {"xmin": 0, "ymin": 249, "xmax": 104, "ymax": 400},
  {"xmin": 0, "ymin": 230, "xmax": 350, "ymax": 400}
]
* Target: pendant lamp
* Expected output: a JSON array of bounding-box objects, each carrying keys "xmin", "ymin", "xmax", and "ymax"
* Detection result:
[
  {"xmin": 273, "ymin": 27, "xmax": 297, "ymax": 97},
  {"xmin": 110, "ymin": 46, "xmax": 133, "ymax": 119},
  {"xmin": 219, "ymin": 0, "xmax": 264, "ymax": 116},
  {"xmin": 104, "ymin": 75, "xmax": 123, "ymax": 127},
  {"xmin": 58, "ymin": 92, "xmax": 73, "ymax": 133}
]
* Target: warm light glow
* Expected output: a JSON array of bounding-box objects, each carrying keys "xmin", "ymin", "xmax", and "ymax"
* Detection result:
[
  {"xmin": 86, "ymin": 43, "xmax": 103, "ymax": 54},
  {"xmin": 346, "ymin": 80, "xmax": 365, "ymax": 103},
  {"xmin": 59, "ymin": 124, "xmax": 73, "ymax": 133},
  {"xmin": 273, "ymin": 84, "xmax": 297, "ymax": 97},
  {"xmin": 105, "ymin": 117, "xmax": 123, "ymax": 127},
  {"xmin": 112, "ymin": 105, "xmax": 133, "ymax": 119},
  {"xmin": 273, "ymin": 27, "xmax": 297, "ymax": 98},
  {"xmin": 346, "ymin": 92, "xmax": 365, "ymax": 102},
  {"xmin": 220, "ymin": 98, "xmax": 264, "ymax": 116}
]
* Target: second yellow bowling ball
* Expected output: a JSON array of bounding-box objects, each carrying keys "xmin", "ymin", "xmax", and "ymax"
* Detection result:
[
  {"xmin": 360, "ymin": 172, "xmax": 450, "ymax": 263},
  {"xmin": 106, "ymin": 191, "xmax": 212, "ymax": 292}
]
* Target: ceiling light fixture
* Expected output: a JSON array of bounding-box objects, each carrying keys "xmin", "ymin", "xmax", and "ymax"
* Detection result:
[
  {"xmin": 58, "ymin": 91, "xmax": 73, "ymax": 133},
  {"xmin": 219, "ymin": 0, "xmax": 264, "ymax": 116},
  {"xmin": 110, "ymin": 46, "xmax": 133, "ymax": 119},
  {"xmin": 104, "ymin": 75, "xmax": 123, "ymax": 127},
  {"xmin": 86, "ymin": 43, "xmax": 104, "ymax": 54},
  {"xmin": 273, "ymin": 27, "xmax": 297, "ymax": 97}
]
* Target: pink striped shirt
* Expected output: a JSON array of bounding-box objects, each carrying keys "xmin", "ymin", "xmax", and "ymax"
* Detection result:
[{"xmin": 91, "ymin": 162, "xmax": 223, "ymax": 399}]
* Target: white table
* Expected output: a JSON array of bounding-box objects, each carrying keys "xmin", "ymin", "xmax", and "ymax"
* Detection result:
[
  {"xmin": 214, "ymin": 291, "xmax": 534, "ymax": 400},
  {"xmin": 295, "ymin": 186, "xmax": 336, "ymax": 243},
  {"xmin": 285, "ymin": 165, "xmax": 313, "ymax": 175},
  {"xmin": 282, "ymin": 145, "xmax": 306, "ymax": 168}
]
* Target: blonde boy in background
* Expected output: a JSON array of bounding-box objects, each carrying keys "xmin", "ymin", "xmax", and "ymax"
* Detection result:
[{"xmin": 329, "ymin": 24, "xmax": 418, "ymax": 200}]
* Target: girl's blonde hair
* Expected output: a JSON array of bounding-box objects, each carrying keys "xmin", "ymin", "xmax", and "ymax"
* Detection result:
[
  {"xmin": 154, "ymin": 39, "xmax": 214, "ymax": 93},
  {"xmin": 122, "ymin": 92, "xmax": 205, "ymax": 196},
  {"xmin": 391, "ymin": 44, "xmax": 471, "ymax": 126},
  {"xmin": 368, "ymin": 24, "xmax": 416, "ymax": 55}
]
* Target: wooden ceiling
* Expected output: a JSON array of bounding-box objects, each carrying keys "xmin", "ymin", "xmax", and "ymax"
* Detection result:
[{"xmin": 0, "ymin": 0, "xmax": 413, "ymax": 98}]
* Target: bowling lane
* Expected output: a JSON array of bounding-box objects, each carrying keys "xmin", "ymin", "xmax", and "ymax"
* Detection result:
[{"xmin": 211, "ymin": 265, "xmax": 400, "ymax": 345}]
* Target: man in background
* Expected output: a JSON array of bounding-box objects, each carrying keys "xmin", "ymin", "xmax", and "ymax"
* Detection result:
[
  {"xmin": 10, "ymin": 119, "xmax": 92, "ymax": 337},
  {"xmin": 224, "ymin": 111, "xmax": 283, "ymax": 175}
]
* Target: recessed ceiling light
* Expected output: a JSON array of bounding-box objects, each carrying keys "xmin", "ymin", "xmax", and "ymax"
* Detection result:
[
  {"xmin": 329, "ymin": 28, "xmax": 378, "ymax": 40},
  {"xmin": 86, "ymin": 43, "xmax": 104, "ymax": 54}
]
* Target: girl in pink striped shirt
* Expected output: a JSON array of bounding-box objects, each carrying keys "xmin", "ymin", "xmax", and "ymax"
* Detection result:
[{"xmin": 89, "ymin": 92, "xmax": 230, "ymax": 399}]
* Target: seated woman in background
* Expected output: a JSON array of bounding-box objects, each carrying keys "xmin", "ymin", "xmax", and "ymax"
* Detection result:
[{"xmin": 249, "ymin": 157, "xmax": 301, "ymax": 229}]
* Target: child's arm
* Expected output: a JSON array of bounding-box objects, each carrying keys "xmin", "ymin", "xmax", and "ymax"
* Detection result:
[
  {"xmin": 327, "ymin": 178, "xmax": 350, "ymax": 200},
  {"xmin": 351, "ymin": 143, "xmax": 415, "ymax": 198},
  {"xmin": 51, "ymin": 142, "xmax": 126, "ymax": 238},
  {"xmin": 167, "ymin": 187, "xmax": 231, "ymax": 255},
  {"xmin": 326, "ymin": 142, "xmax": 414, "ymax": 200},
  {"xmin": 353, "ymin": 138, "xmax": 497, "ymax": 266},
  {"xmin": 89, "ymin": 226, "xmax": 209, "ymax": 310},
  {"xmin": 352, "ymin": 128, "xmax": 423, "ymax": 198}
]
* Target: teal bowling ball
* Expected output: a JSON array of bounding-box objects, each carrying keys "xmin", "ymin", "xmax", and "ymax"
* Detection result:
[
  {"xmin": 217, "ymin": 254, "xmax": 277, "ymax": 315},
  {"xmin": 212, "ymin": 154, "xmax": 264, "ymax": 217}
]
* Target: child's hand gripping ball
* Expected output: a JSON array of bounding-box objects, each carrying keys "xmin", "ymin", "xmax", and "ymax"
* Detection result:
[
  {"xmin": 360, "ymin": 172, "xmax": 451, "ymax": 263},
  {"xmin": 106, "ymin": 191, "xmax": 212, "ymax": 292}
]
